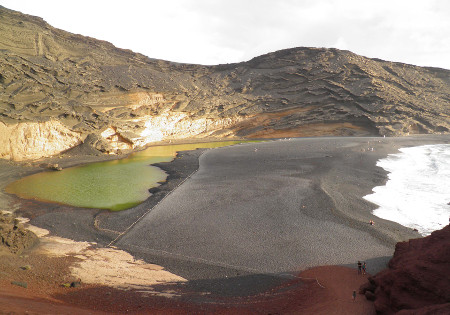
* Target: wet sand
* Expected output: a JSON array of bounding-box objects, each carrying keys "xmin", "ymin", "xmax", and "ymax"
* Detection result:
[{"xmin": 1, "ymin": 135, "xmax": 449, "ymax": 313}]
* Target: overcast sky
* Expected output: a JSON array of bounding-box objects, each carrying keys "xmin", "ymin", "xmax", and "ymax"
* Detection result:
[{"xmin": 2, "ymin": 0, "xmax": 450, "ymax": 69}]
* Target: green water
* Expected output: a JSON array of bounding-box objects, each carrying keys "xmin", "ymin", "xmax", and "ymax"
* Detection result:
[{"xmin": 6, "ymin": 141, "xmax": 248, "ymax": 211}]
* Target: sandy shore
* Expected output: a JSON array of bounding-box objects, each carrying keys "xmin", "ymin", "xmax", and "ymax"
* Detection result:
[{"xmin": 1, "ymin": 134, "xmax": 449, "ymax": 313}]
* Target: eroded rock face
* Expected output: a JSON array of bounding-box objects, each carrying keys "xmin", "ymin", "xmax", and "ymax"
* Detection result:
[
  {"xmin": 0, "ymin": 212, "xmax": 38, "ymax": 255},
  {"xmin": 0, "ymin": 120, "xmax": 82, "ymax": 161},
  {"xmin": 365, "ymin": 225, "xmax": 450, "ymax": 314},
  {"xmin": 0, "ymin": 6, "xmax": 449, "ymax": 160}
]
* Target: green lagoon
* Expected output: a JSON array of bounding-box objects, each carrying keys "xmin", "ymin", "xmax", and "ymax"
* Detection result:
[{"xmin": 6, "ymin": 141, "xmax": 248, "ymax": 211}]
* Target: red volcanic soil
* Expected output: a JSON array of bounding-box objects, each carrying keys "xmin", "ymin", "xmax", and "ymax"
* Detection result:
[
  {"xmin": 0, "ymin": 263, "xmax": 374, "ymax": 314},
  {"xmin": 367, "ymin": 225, "xmax": 450, "ymax": 314}
]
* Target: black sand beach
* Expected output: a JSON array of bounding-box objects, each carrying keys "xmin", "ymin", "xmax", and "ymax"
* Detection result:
[
  {"xmin": 2, "ymin": 135, "xmax": 449, "ymax": 296},
  {"xmin": 114, "ymin": 136, "xmax": 450, "ymax": 281}
]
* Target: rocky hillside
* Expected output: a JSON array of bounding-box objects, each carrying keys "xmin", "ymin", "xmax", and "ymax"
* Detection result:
[
  {"xmin": 1, "ymin": 6, "xmax": 449, "ymax": 161},
  {"xmin": 361, "ymin": 225, "xmax": 450, "ymax": 314}
]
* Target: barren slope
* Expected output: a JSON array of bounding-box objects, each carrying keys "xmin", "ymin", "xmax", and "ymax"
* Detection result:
[{"xmin": 1, "ymin": 6, "xmax": 449, "ymax": 160}]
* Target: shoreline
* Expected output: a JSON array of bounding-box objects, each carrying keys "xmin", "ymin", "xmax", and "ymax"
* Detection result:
[
  {"xmin": 3, "ymin": 135, "xmax": 449, "ymax": 260},
  {"xmin": 3, "ymin": 135, "xmax": 450, "ymax": 264},
  {"xmin": 1, "ymin": 134, "xmax": 449, "ymax": 313}
]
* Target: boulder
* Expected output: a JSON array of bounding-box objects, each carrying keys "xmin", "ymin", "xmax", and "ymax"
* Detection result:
[
  {"xmin": 0, "ymin": 212, "xmax": 39, "ymax": 254},
  {"xmin": 359, "ymin": 281, "xmax": 376, "ymax": 294},
  {"xmin": 47, "ymin": 163, "xmax": 63, "ymax": 171},
  {"xmin": 40, "ymin": 163, "xmax": 63, "ymax": 171},
  {"xmin": 365, "ymin": 290, "xmax": 376, "ymax": 301}
]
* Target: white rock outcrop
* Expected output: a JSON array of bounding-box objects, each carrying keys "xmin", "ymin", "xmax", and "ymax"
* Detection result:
[
  {"xmin": 0, "ymin": 120, "xmax": 82, "ymax": 161},
  {"xmin": 138, "ymin": 112, "xmax": 242, "ymax": 144},
  {"xmin": 96, "ymin": 112, "xmax": 245, "ymax": 154}
]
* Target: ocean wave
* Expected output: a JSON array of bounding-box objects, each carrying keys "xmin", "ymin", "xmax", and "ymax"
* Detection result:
[{"xmin": 364, "ymin": 144, "xmax": 450, "ymax": 236}]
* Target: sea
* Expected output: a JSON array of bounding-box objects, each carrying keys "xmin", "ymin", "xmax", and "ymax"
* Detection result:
[{"xmin": 364, "ymin": 144, "xmax": 450, "ymax": 236}]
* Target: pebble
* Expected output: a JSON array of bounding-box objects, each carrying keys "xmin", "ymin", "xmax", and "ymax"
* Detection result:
[
  {"xmin": 11, "ymin": 281, "xmax": 27, "ymax": 288},
  {"xmin": 20, "ymin": 265, "xmax": 32, "ymax": 270}
]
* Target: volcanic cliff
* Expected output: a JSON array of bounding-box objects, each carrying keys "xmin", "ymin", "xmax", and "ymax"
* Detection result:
[
  {"xmin": 1, "ymin": 6, "xmax": 449, "ymax": 161},
  {"xmin": 361, "ymin": 225, "xmax": 450, "ymax": 314}
]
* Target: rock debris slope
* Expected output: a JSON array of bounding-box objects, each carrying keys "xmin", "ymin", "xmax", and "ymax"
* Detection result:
[{"xmin": 1, "ymin": 6, "xmax": 449, "ymax": 160}]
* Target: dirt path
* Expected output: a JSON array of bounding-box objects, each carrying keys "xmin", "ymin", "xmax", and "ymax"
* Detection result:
[
  {"xmin": 1, "ymin": 261, "xmax": 376, "ymax": 314},
  {"xmin": 0, "ymin": 286, "xmax": 108, "ymax": 315},
  {"xmin": 298, "ymin": 265, "xmax": 375, "ymax": 314}
]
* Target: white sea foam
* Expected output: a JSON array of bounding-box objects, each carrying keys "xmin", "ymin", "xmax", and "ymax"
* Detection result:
[{"xmin": 364, "ymin": 144, "xmax": 450, "ymax": 236}]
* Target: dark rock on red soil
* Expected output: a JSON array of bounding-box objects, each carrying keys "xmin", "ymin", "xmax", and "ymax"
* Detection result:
[
  {"xmin": 0, "ymin": 212, "xmax": 38, "ymax": 254},
  {"xmin": 365, "ymin": 290, "xmax": 376, "ymax": 301},
  {"xmin": 359, "ymin": 281, "xmax": 377, "ymax": 295}
]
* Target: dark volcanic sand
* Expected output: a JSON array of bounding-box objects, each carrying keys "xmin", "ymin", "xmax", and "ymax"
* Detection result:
[
  {"xmin": 115, "ymin": 136, "xmax": 449, "ymax": 283},
  {"xmin": 3, "ymin": 135, "xmax": 450, "ymax": 299}
]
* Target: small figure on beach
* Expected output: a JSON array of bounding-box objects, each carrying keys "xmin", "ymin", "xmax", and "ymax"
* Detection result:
[
  {"xmin": 357, "ymin": 261, "xmax": 362, "ymax": 275},
  {"xmin": 369, "ymin": 220, "xmax": 375, "ymax": 226},
  {"xmin": 362, "ymin": 262, "xmax": 366, "ymax": 275},
  {"xmin": 352, "ymin": 290, "xmax": 356, "ymax": 301}
]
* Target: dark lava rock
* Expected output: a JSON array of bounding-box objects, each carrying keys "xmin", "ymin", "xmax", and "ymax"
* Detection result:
[
  {"xmin": 359, "ymin": 281, "xmax": 376, "ymax": 294},
  {"xmin": 11, "ymin": 281, "xmax": 28, "ymax": 288},
  {"xmin": 0, "ymin": 212, "xmax": 39, "ymax": 255},
  {"xmin": 365, "ymin": 290, "xmax": 376, "ymax": 301}
]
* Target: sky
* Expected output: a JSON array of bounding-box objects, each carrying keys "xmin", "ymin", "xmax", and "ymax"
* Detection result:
[{"xmin": 2, "ymin": 0, "xmax": 450, "ymax": 69}]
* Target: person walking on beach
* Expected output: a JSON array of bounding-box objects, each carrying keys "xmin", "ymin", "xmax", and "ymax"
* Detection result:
[
  {"xmin": 362, "ymin": 262, "xmax": 367, "ymax": 275},
  {"xmin": 352, "ymin": 290, "xmax": 357, "ymax": 302},
  {"xmin": 357, "ymin": 261, "xmax": 362, "ymax": 275}
]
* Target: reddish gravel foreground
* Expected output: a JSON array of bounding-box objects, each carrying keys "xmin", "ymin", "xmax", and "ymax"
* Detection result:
[{"xmin": 0, "ymin": 264, "xmax": 374, "ymax": 314}]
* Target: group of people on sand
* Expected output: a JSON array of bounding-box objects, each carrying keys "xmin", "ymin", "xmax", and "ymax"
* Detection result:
[
  {"xmin": 352, "ymin": 220, "xmax": 374, "ymax": 302},
  {"xmin": 353, "ymin": 261, "xmax": 367, "ymax": 301},
  {"xmin": 357, "ymin": 260, "xmax": 367, "ymax": 275}
]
